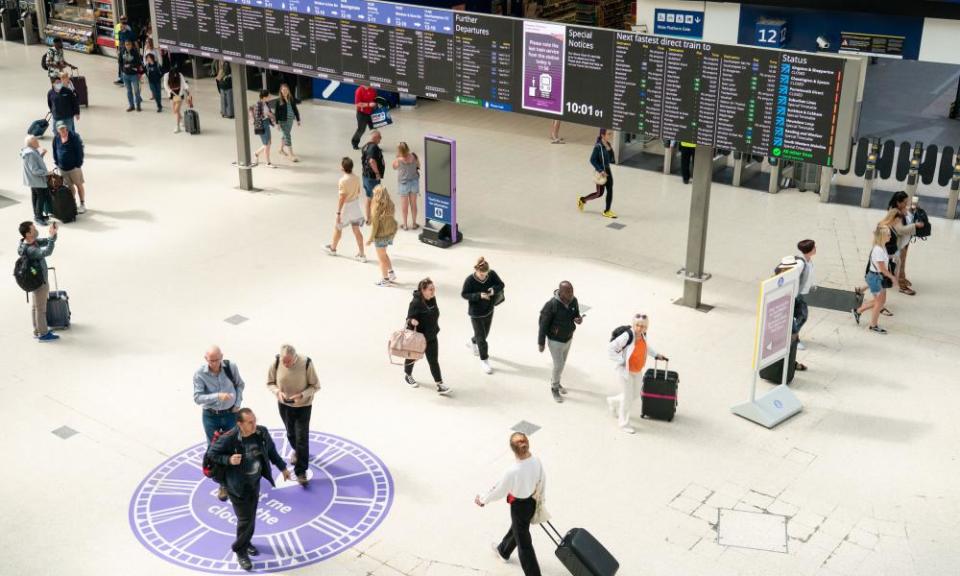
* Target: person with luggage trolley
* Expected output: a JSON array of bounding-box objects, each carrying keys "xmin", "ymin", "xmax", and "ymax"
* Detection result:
[
  {"xmin": 606, "ymin": 314, "xmax": 669, "ymax": 434},
  {"xmin": 16, "ymin": 221, "xmax": 60, "ymax": 342},
  {"xmin": 475, "ymin": 432, "xmax": 545, "ymax": 576}
]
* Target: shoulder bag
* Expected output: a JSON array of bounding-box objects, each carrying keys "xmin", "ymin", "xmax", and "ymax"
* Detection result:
[{"xmin": 388, "ymin": 324, "xmax": 426, "ymax": 365}]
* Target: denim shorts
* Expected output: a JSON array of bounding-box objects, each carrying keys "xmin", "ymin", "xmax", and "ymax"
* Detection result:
[
  {"xmin": 398, "ymin": 179, "xmax": 419, "ymax": 196},
  {"xmin": 258, "ymin": 123, "xmax": 271, "ymax": 146},
  {"xmin": 865, "ymin": 272, "xmax": 884, "ymax": 295},
  {"xmin": 363, "ymin": 176, "xmax": 380, "ymax": 198},
  {"xmin": 374, "ymin": 236, "xmax": 394, "ymax": 248}
]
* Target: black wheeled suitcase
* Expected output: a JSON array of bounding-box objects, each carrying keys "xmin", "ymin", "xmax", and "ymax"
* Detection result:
[
  {"xmin": 184, "ymin": 108, "xmax": 200, "ymax": 134},
  {"xmin": 50, "ymin": 185, "xmax": 77, "ymax": 223},
  {"xmin": 28, "ymin": 114, "xmax": 51, "ymax": 137},
  {"xmin": 641, "ymin": 360, "xmax": 679, "ymax": 421},
  {"xmin": 72, "ymin": 73, "xmax": 89, "ymax": 107},
  {"xmin": 46, "ymin": 267, "xmax": 71, "ymax": 329},
  {"xmin": 759, "ymin": 335, "xmax": 798, "ymax": 384},
  {"xmin": 543, "ymin": 522, "xmax": 619, "ymax": 576}
]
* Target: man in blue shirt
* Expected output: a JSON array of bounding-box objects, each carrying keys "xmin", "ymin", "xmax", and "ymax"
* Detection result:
[{"xmin": 194, "ymin": 345, "xmax": 245, "ymax": 500}]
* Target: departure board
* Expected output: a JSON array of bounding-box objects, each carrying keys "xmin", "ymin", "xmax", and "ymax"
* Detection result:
[{"xmin": 154, "ymin": 0, "xmax": 849, "ymax": 165}]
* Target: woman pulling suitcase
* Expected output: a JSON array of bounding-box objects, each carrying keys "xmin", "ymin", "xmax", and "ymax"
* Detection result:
[{"xmin": 606, "ymin": 314, "xmax": 669, "ymax": 434}]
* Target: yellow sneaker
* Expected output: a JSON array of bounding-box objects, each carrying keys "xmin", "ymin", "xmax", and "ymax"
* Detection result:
[
  {"xmin": 577, "ymin": 197, "xmax": 585, "ymax": 212},
  {"xmin": 602, "ymin": 210, "xmax": 618, "ymax": 219}
]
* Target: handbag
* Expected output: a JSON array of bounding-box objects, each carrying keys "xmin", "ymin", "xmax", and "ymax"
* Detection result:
[
  {"xmin": 529, "ymin": 467, "xmax": 550, "ymax": 525},
  {"xmin": 493, "ymin": 289, "xmax": 505, "ymax": 307},
  {"xmin": 882, "ymin": 260, "xmax": 897, "ymax": 289},
  {"xmin": 593, "ymin": 171, "xmax": 607, "ymax": 186},
  {"xmin": 388, "ymin": 324, "xmax": 427, "ymax": 365},
  {"xmin": 371, "ymin": 106, "xmax": 393, "ymax": 128}
]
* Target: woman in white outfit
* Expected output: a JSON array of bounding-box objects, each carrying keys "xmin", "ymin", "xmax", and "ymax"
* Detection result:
[{"xmin": 606, "ymin": 314, "xmax": 668, "ymax": 434}]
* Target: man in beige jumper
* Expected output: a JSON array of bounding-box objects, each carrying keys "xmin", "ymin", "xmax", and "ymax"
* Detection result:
[{"xmin": 266, "ymin": 344, "xmax": 320, "ymax": 486}]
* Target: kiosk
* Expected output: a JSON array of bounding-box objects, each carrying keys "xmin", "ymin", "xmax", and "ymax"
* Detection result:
[{"xmin": 419, "ymin": 135, "xmax": 462, "ymax": 248}]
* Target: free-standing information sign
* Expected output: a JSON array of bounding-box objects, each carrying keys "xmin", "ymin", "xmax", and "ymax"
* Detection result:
[
  {"xmin": 732, "ymin": 268, "xmax": 803, "ymax": 428},
  {"xmin": 420, "ymin": 135, "xmax": 462, "ymax": 248}
]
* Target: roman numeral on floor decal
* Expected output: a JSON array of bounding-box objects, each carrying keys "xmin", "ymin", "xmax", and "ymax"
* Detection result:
[
  {"xmin": 306, "ymin": 514, "xmax": 349, "ymax": 539},
  {"xmin": 152, "ymin": 479, "xmax": 197, "ymax": 496},
  {"xmin": 151, "ymin": 504, "xmax": 193, "ymax": 525},
  {"xmin": 332, "ymin": 495, "xmax": 375, "ymax": 506},
  {"xmin": 170, "ymin": 525, "xmax": 211, "ymax": 549},
  {"xmin": 310, "ymin": 444, "xmax": 347, "ymax": 469},
  {"xmin": 266, "ymin": 532, "xmax": 306, "ymax": 558}
]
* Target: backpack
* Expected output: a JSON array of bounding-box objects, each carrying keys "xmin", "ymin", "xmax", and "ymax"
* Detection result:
[
  {"xmin": 610, "ymin": 325, "xmax": 634, "ymax": 348},
  {"xmin": 14, "ymin": 252, "xmax": 44, "ymax": 293},
  {"xmin": 202, "ymin": 428, "xmax": 238, "ymax": 482},
  {"xmin": 913, "ymin": 206, "xmax": 931, "ymax": 240},
  {"xmin": 41, "ymin": 53, "xmax": 48, "ymax": 71},
  {"xmin": 884, "ymin": 227, "xmax": 899, "ymax": 255},
  {"xmin": 273, "ymin": 355, "xmax": 312, "ymax": 372}
]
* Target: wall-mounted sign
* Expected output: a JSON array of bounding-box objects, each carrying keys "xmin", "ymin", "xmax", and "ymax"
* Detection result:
[
  {"xmin": 755, "ymin": 19, "xmax": 788, "ymax": 47},
  {"xmin": 654, "ymin": 8, "xmax": 704, "ymax": 40},
  {"xmin": 839, "ymin": 31, "xmax": 904, "ymax": 57}
]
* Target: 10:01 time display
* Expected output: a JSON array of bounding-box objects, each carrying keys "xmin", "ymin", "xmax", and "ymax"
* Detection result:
[{"xmin": 565, "ymin": 101, "xmax": 605, "ymax": 118}]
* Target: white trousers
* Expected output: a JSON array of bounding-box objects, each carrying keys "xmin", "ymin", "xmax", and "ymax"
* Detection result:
[{"xmin": 607, "ymin": 372, "xmax": 640, "ymax": 428}]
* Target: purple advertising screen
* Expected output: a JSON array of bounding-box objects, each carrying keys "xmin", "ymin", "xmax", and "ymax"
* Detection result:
[{"xmin": 521, "ymin": 20, "xmax": 566, "ymax": 115}]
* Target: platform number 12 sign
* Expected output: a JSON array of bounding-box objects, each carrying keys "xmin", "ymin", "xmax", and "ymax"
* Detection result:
[{"xmin": 755, "ymin": 21, "xmax": 788, "ymax": 47}]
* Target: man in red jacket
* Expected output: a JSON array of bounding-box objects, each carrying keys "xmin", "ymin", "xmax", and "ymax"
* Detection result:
[{"xmin": 351, "ymin": 83, "xmax": 377, "ymax": 150}]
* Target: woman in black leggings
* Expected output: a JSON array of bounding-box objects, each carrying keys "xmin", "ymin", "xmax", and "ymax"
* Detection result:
[
  {"xmin": 579, "ymin": 128, "xmax": 616, "ymax": 219},
  {"xmin": 405, "ymin": 278, "xmax": 450, "ymax": 395},
  {"xmin": 461, "ymin": 256, "xmax": 505, "ymax": 375}
]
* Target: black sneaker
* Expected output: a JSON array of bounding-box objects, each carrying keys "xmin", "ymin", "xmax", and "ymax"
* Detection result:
[
  {"xmin": 236, "ymin": 553, "xmax": 253, "ymax": 571},
  {"xmin": 404, "ymin": 374, "xmax": 418, "ymax": 388},
  {"xmin": 869, "ymin": 325, "xmax": 888, "ymax": 334},
  {"xmin": 557, "ymin": 384, "xmax": 568, "ymax": 395},
  {"xmin": 436, "ymin": 382, "xmax": 450, "ymax": 395},
  {"xmin": 551, "ymin": 388, "xmax": 564, "ymax": 403},
  {"xmin": 297, "ymin": 474, "xmax": 308, "ymax": 487},
  {"xmin": 851, "ymin": 308, "xmax": 861, "ymax": 325},
  {"xmin": 246, "ymin": 545, "xmax": 259, "ymax": 557},
  {"xmin": 126, "ymin": 107, "xmax": 134, "ymax": 112}
]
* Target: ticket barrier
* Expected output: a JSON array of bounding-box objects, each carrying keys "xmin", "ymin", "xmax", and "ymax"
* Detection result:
[
  {"xmin": 767, "ymin": 158, "xmax": 794, "ymax": 194},
  {"xmin": 948, "ymin": 162, "xmax": 960, "ymax": 219},
  {"xmin": 860, "ymin": 150, "xmax": 879, "ymax": 208},
  {"xmin": 612, "ymin": 131, "xmax": 665, "ymax": 167},
  {"xmin": 0, "ymin": 2, "xmax": 22, "ymax": 42},
  {"xmin": 732, "ymin": 152, "xmax": 763, "ymax": 187},
  {"xmin": 663, "ymin": 140, "xmax": 680, "ymax": 175},
  {"xmin": 19, "ymin": 8, "xmax": 38, "ymax": 44}
]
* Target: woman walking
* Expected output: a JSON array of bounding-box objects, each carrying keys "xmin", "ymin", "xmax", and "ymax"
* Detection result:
[
  {"xmin": 250, "ymin": 90, "xmax": 277, "ymax": 168},
  {"xmin": 163, "ymin": 66, "xmax": 193, "ymax": 133},
  {"xmin": 887, "ymin": 191, "xmax": 925, "ymax": 295},
  {"xmin": 405, "ymin": 278, "xmax": 450, "ymax": 395},
  {"xmin": 853, "ymin": 226, "xmax": 898, "ymax": 334},
  {"xmin": 460, "ymin": 257, "xmax": 505, "ymax": 375},
  {"xmin": 275, "ymin": 83, "xmax": 301, "ymax": 162},
  {"xmin": 368, "ymin": 184, "xmax": 397, "ymax": 286},
  {"xmin": 578, "ymin": 128, "xmax": 616, "ymax": 218},
  {"xmin": 606, "ymin": 314, "xmax": 668, "ymax": 434},
  {"xmin": 391, "ymin": 142, "xmax": 420, "ymax": 230},
  {"xmin": 324, "ymin": 157, "xmax": 366, "ymax": 262}
]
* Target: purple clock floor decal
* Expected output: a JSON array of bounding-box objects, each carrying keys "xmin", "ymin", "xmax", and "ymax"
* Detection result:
[{"xmin": 130, "ymin": 430, "xmax": 394, "ymax": 573}]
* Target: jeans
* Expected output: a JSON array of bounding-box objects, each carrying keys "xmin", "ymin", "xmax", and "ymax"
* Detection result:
[
  {"xmin": 278, "ymin": 403, "xmax": 311, "ymax": 476},
  {"xmin": 202, "ymin": 410, "xmax": 237, "ymax": 443},
  {"xmin": 228, "ymin": 486, "xmax": 260, "ymax": 554},
  {"xmin": 221, "ymin": 88, "xmax": 234, "ymax": 117},
  {"xmin": 583, "ymin": 175, "xmax": 614, "ymax": 211},
  {"xmin": 351, "ymin": 111, "xmax": 373, "ymax": 148},
  {"xmin": 470, "ymin": 313, "xmax": 494, "ymax": 360},
  {"xmin": 363, "ymin": 176, "xmax": 380, "ymax": 198},
  {"xmin": 31, "ymin": 187, "xmax": 50, "ymax": 220},
  {"xmin": 148, "ymin": 79, "xmax": 163, "ymax": 110},
  {"xmin": 123, "ymin": 73, "xmax": 142, "ymax": 109},
  {"xmin": 497, "ymin": 496, "xmax": 541, "ymax": 576},
  {"xmin": 54, "ymin": 116, "xmax": 75, "ymax": 134},
  {"xmin": 547, "ymin": 338, "xmax": 571, "ymax": 389},
  {"xmin": 30, "ymin": 282, "xmax": 49, "ymax": 337},
  {"xmin": 405, "ymin": 336, "xmax": 442, "ymax": 383}
]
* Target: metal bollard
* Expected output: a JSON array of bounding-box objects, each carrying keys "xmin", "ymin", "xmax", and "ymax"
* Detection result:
[
  {"xmin": 861, "ymin": 153, "xmax": 878, "ymax": 208},
  {"xmin": 948, "ymin": 162, "xmax": 960, "ymax": 219},
  {"xmin": 905, "ymin": 158, "xmax": 920, "ymax": 206}
]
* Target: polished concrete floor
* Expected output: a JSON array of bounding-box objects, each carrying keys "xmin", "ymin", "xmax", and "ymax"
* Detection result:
[{"xmin": 1, "ymin": 43, "xmax": 959, "ymax": 576}]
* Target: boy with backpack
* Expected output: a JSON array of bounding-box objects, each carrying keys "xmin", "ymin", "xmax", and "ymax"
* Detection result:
[{"xmin": 16, "ymin": 221, "xmax": 60, "ymax": 341}]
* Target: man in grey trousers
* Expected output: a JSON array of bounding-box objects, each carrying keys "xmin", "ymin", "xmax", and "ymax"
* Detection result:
[{"xmin": 538, "ymin": 281, "xmax": 583, "ymax": 403}]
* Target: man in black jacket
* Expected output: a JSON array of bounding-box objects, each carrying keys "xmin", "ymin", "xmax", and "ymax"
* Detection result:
[
  {"xmin": 208, "ymin": 408, "xmax": 291, "ymax": 571},
  {"xmin": 538, "ymin": 281, "xmax": 582, "ymax": 403},
  {"xmin": 47, "ymin": 72, "xmax": 80, "ymax": 134}
]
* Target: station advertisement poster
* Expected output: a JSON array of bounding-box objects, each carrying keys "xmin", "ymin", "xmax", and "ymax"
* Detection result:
[{"xmin": 521, "ymin": 20, "xmax": 566, "ymax": 115}]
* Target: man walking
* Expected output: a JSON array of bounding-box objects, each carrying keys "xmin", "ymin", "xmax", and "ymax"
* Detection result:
[
  {"xmin": 361, "ymin": 130, "xmax": 385, "ymax": 224},
  {"xmin": 47, "ymin": 72, "xmax": 80, "ymax": 134},
  {"xmin": 20, "ymin": 136, "xmax": 50, "ymax": 225},
  {"xmin": 194, "ymin": 345, "xmax": 246, "ymax": 501},
  {"xmin": 475, "ymin": 432, "xmax": 545, "ymax": 576},
  {"xmin": 538, "ymin": 281, "xmax": 583, "ymax": 403},
  {"xmin": 17, "ymin": 221, "xmax": 60, "ymax": 342},
  {"xmin": 208, "ymin": 408, "xmax": 291, "ymax": 571},
  {"xmin": 266, "ymin": 344, "xmax": 319, "ymax": 486},
  {"xmin": 351, "ymin": 83, "xmax": 377, "ymax": 149},
  {"xmin": 795, "ymin": 239, "xmax": 816, "ymax": 350}
]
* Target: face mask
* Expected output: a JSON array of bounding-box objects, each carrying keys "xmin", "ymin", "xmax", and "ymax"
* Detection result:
[{"xmin": 54, "ymin": 82, "xmax": 63, "ymax": 91}]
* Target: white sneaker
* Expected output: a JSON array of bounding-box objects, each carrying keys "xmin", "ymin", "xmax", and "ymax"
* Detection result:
[
  {"xmin": 796, "ymin": 341, "xmax": 806, "ymax": 351},
  {"xmin": 469, "ymin": 341, "xmax": 479, "ymax": 357},
  {"xmin": 375, "ymin": 278, "xmax": 393, "ymax": 287},
  {"xmin": 491, "ymin": 541, "xmax": 508, "ymax": 563},
  {"xmin": 77, "ymin": 204, "xmax": 87, "ymax": 215},
  {"xmin": 480, "ymin": 360, "xmax": 493, "ymax": 374},
  {"xmin": 620, "ymin": 425, "xmax": 636, "ymax": 434},
  {"xmin": 174, "ymin": 126, "xmax": 181, "ymax": 134},
  {"xmin": 323, "ymin": 245, "xmax": 337, "ymax": 256},
  {"xmin": 436, "ymin": 383, "xmax": 450, "ymax": 395},
  {"xmin": 355, "ymin": 254, "xmax": 367, "ymax": 263},
  {"xmin": 388, "ymin": 270, "xmax": 396, "ymax": 281},
  {"xmin": 606, "ymin": 397, "xmax": 617, "ymax": 417}
]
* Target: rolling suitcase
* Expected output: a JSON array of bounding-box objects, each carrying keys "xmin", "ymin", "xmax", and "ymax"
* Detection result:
[
  {"xmin": 543, "ymin": 522, "xmax": 619, "ymax": 576},
  {"xmin": 184, "ymin": 108, "xmax": 200, "ymax": 134},
  {"xmin": 28, "ymin": 114, "xmax": 51, "ymax": 137},
  {"xmin": 49, "ymin": 185, "xmax": 77, "ymax": 223},
  {"xmin": 759, "ymin": 336, "xmax": 798, "ymax": 384},
  {"xmin": 641, "ymin": 359, "xmax": 679, "ymax": 421},
  {"xmin": 46, "ymin": 267, "xmax": 71, "ymax": 329},
  {"xmin": 72, "ymin": 73, "xmax": 89, "ymax": 107}
]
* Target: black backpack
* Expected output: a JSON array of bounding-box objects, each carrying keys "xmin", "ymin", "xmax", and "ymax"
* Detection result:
[
  {"xmin": 610, "ymin": 325, "xmax": 634, "ymax": 348},
  {"xmin": 885, "ymin": 226, "xmax": 899, "ymax": 255},
  {"xmin": 14, "ymin": 252, "xmax": 44, "ymax": 293},
  {"xmin": 202, "ymin": 427, "xmax": 238, "ymax": 482},
  {"xmin": 41, "ymin": 53, "xmax": 48, "ymax": 70},
  {"xmin": 913, "ymin": 206, "xmax": 931, "ymax": 240}
]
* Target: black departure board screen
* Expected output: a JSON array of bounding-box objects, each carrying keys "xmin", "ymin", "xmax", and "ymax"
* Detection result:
[{"xmin": 154, "ymin": 0, "xmax": 848, "ymax": 165}]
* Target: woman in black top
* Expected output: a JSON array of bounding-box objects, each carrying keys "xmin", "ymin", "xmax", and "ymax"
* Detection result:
[
  {"xmin": 579, "ymin": 128, "xmax": 617, "ymax": 219},
  {"xmin": 405, "ymin": 278, "xmax": 449, "ymax": 395},
  {"xmin": 274, "ymin": 83, "xmax": 301, "ymax": 162},
  {"xmin": 460, "ymin": 257, "xmax": 505, "ymax": 374}
]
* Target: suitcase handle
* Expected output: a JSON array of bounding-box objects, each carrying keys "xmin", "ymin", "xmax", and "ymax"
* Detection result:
[
  {"xmin": 47, "ymin": 266, "xmax": 59, "ymax": 292},
  {"xmin": 652, "ymin": 357, "xmax": 669, "ymax": 378},
  {"xmin": 540, "ymin": 521, "xmax": 563, "ymax": 547}
]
